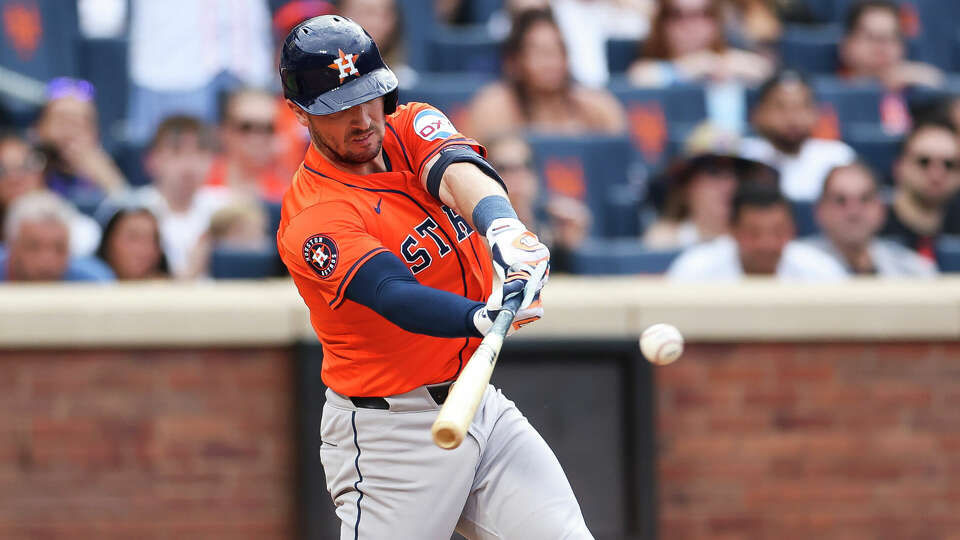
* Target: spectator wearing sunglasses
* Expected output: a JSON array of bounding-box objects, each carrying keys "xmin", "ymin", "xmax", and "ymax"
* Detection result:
[
  {"xmin": 31, "ymin": 78, "xmax": 127, "ymax": 202},
  {"xmin": 803, "ymin": 163, "xmax": 935, "ymax": 277},
  {"xmin": 206, "ymin": 88, "xmax": 287, "ymax": 202},
  {"xmin": 882, "ymin": 119, "xmax": 960, "ymax": 266},
  {"xmin": 644, "ymin": 123, "xmax": 778, "ymax": 250}
]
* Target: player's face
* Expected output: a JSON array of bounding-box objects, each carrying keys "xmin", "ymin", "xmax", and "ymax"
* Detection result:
[
  {"xmin": 817, "ymin": 168, "xmax": 884, "ymax": 249},
  {"xmin": 8, "ymin": 220, "xmax": 70, "ymax": 282},
  {"xmin": 302, "ymin": 98, "xmax": 386, "ymax": 168},
  {"xmin": 733, "ymin": 204, "xmax": 795, "ymax": 275}
]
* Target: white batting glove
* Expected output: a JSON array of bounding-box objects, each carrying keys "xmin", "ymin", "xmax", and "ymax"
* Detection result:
[
  {"xmin": 473, "ymin": 262, "xmax": 547, "ymax": 336},
  {"xmin": 485, "ymin": 218, "xmax": 550, "ymax": 311}
]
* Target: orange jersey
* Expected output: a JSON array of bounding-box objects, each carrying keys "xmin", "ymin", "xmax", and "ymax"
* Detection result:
[{"xmin": 277, "ymin": 102, "xmax": 494, "ymax": 397}]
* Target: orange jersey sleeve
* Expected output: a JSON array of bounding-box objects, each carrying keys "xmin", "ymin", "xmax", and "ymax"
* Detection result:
[
  {"xmin": 279, "ymin": 198, "xmax": 389, "ymax": 309},
  {"xmin": 385, "ymin": 102, "xmax": 485, "ymax": 183}
]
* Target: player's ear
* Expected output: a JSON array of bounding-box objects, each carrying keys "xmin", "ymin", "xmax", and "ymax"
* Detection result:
[{"xmin": 286, "ymin": 99, "xmax": 310, "ymax": 127}]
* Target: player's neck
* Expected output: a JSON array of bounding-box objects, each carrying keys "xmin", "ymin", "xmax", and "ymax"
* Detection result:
[{"xmin": 312, "ymin": 142, "xmax": 387, "ymax": 176}]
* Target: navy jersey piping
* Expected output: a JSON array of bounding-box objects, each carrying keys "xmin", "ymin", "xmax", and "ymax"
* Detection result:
[{"xmin": 385, "ymin": 122, "xmax": 413, "ymax": 171}]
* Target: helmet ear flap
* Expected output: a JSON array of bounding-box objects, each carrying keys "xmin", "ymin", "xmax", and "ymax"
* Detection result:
[{"xmin": 384, "ymin": 88, "xmax": 399, "ymax": 115}]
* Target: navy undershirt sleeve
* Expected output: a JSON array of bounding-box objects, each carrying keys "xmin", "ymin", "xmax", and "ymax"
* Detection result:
[{"xmin": 345, "ymin": 251, "xmax": 484, "ymax": 338}]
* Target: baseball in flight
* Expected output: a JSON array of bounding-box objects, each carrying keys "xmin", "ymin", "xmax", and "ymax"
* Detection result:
[{"xmin": 640, "ymin": 323, "xmax": 684, "ymax": 365}]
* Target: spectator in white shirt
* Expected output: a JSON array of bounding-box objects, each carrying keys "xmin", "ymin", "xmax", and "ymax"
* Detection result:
[
  {"xmin": 741, "ymin": 71, "xmax": 856, "ymax": 202},
  {"xmin": 126, "ymin": 0, "xmax": 274, "ymax": 142},
  {"xmin": 668, "ymin": 182, "xmax": 847, "ymax": 282},
  {"xmin": 126, "ymin": 115, "xmax": 233, "ymax": 278},
  {"xmin": 801, "ymin": 163, "xmax": 935, "ymax": 277}
]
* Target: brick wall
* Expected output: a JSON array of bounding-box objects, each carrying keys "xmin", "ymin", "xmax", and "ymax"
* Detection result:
[
  {"xmin": 0, "ymin": 349, "xmax": 294, "ymax": 540},
  {"xmin": 658, "ymin": 342, "xmax": 960, "ymax": 540}
]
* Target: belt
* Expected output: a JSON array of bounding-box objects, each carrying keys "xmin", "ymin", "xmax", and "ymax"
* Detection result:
[{"xmin": 350, "ymin": 382, "xmax": 452, "ymax": 410}]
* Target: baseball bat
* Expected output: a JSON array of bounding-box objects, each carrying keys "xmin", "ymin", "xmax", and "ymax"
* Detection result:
[{"xmin": 431, "ymin": 295, "xmax": 523, "ymax": 449}]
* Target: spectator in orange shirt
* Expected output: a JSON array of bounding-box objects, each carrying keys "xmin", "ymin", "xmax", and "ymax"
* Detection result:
[
  {"xmin": 207, "ymin": 88, "xmax": 287, "ymax": 202},
  {"xmin": 467, "ymin": 8, "xmax": 626, "ymax": 143}
]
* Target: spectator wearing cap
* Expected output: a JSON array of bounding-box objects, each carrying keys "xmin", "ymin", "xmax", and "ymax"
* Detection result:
[
  {"xmin": 95, "ymin": 206, "xmax": 170, "ymax": 280},
  {"xmin": 667, "ymin": 182, "xmax": 847, "ymax": 281},
  {"xmin": 467, "ymin": 9, "xmax": 626, "ymax": 143},
  {"xmin": 0, "ymin": 132, "xmax": 101, "ymax": 256},
  {"xmin": 31, "ymin": 77, "xmax": 127, "ymax": 201},
  {"xmin": 741, "ymin": 71, "xmax": 856, "ymax": 202},
  {"xmin": 129, "ymin": 115, "xmax": 234, "ymax": 278},
  {"xmin": 486, "ymin": 133, "xmax": 591, "ymax": 272},
  {"xmin": 802, "ymin": 163, "xmax": 935, "ymax": 277},
  {"xmin": 0, "ymin": 191, "xmax": 113, "ymax": 282},
  {"xmin": 644, "ymin": 123, "xmax": 778, "ymax": 250},
  {"xmin": 206, "ymin": 88, "xmax": 287, "ymax": 203},
  {"xmin": 881, "ymin": 119, "xmax": 960, "ymax": 265}
]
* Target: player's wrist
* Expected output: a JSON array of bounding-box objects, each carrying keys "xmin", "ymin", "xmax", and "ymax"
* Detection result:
[
  {"xmin": 484, "ymin": 217, "xmax": 528, "ymax": 242},
  {"xmin": 470, "ymin": 303, "xmax": 492, "ymax": 337}
]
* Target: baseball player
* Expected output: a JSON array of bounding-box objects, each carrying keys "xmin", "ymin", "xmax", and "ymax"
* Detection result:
[{"xmin": 276, "ymin": 16, "xmax": 593, "ymax": 539}]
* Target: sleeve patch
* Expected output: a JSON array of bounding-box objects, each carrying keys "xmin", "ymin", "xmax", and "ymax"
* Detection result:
[
  {"xmin": 303, "ymin": 234, "xmax": 339, "ymax": 279},
  {"xmin": 413, "ymin": 109, "xmax": 456, "ymax": 141}
]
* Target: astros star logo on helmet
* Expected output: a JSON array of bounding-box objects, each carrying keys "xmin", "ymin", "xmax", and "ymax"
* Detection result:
[{"xmin": 329, "ymin": 49, "xmax": 360, "ymax": 83}]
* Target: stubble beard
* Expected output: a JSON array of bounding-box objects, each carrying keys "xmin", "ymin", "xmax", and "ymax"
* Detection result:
[{"xmin": 309, "ymin": 125, "xmax": 383, "ymax": 166}]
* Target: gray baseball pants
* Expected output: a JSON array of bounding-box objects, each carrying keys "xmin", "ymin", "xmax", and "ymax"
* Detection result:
[{"xmin": 319, "ymin": 384, "xmax": 594, "ymax": 539}]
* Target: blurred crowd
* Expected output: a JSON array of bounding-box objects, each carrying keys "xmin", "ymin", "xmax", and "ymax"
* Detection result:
[{"xmin": 1, "ymin": 0, "xmax": 959, "ymax": 284}]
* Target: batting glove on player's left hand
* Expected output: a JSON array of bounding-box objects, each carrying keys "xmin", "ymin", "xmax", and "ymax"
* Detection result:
[
  {"xmin": 485, "ymin": 218, "xmax": 550, "ymax": 312},
  {"xmin": 473, "ymin": 261, "xmax": 547, "ymax": 336}
]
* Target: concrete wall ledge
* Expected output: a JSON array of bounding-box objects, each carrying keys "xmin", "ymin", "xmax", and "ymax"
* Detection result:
[{"xmin": 2, "ymin": 277, "xmax": 959, "ymax": 348}]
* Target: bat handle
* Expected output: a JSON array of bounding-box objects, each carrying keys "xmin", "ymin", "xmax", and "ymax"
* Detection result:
[{"xmin": 430, "ymin": 294, "xmax": 525, "ymax": 449}]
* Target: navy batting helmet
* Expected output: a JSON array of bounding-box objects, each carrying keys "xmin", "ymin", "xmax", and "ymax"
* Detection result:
[{"xmin": 280, "ymin": 15, "xmax": 399, "ymax": 116}]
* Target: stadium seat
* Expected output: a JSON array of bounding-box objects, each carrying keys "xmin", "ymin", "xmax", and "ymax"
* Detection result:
[
  {"xmin": 400, "ymin": 72, "xmax": 496, "ymax": 128},
  {"xmin": 568, "ymin": 240, "xmax": 681, "ymax": 274},
  {"xmin": 525, "ymin": 134, "xmax": 640, "ymax": 238},
  {"xmin": 813, "ymin": 78, "xmax": 885, "ymax": 126},
  {"xmin": 843, "ymin": 124, "xmax": 902, "ymax": 181},
  {"xmin": 608, "ymin": 80, "xmax": 707, "ymax": 166},
  {"xmin": 779, "ymin": 25, "xmax": 842, "ymax": 75},
  {"xmin": 426, "ymin": 25, "xmax": 501, "ymax": 75},
  {"xmin": 936, "ymin": 236, "xmax": 960, "ymax": 272},
  {"xmin": 210, "ymin": 248, "xmax": 282, "ymax": 279},
  {"xmin": 791, "ymin": 201, "xmax": 820, "ymax": 237},
  {"xmin": 606, "ymin": 39, "xmax": 641, "ymax": 75},
  {"xmin": 466, "ymin": 0, "xmax": 501, "ymax": 25}
]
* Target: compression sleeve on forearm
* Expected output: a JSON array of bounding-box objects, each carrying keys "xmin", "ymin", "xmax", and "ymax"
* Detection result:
[{"xmin": 344, "ymin": 251, "xmax": 484, "ymax": 338}]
